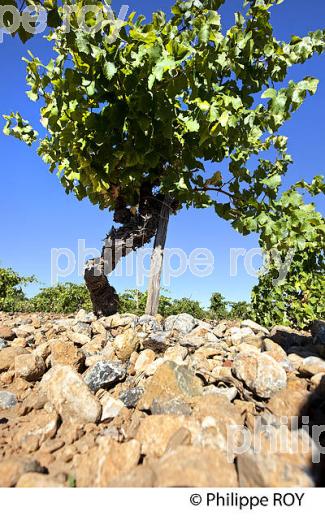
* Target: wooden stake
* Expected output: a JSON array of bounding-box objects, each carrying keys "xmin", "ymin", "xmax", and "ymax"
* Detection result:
[{"xmin": 145, "ymin": 195, "xmax": 172, "ymax": 316}]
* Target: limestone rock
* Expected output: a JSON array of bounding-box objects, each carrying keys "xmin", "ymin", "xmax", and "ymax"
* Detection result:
[
  {"xmin": 164, "ymin": 314, "xmax": 197, "ymax": 334},
  {"xmin": 50, "ymin": 341, "xmax": 85, "ymax": 370},
  {"xmin": 152, "ymin": 446, "xmax": 238, "ymax": 487},
  {"xmin": 75, "ymin": 438, "xmax": 141, "ymax": 487},
  {"xmin": 113, "ymin": 329, "xmax": 140, "ymax": 361},
  {"xmin": 16, "ymin": 473, "xmax": 64, "ymax": 487},
  {"xmin": 138, "ymin": 361, "xmax": 203, "ymax": 410},
  {"xmin": 262, "ymin": 338, "xmax": 287, "ymax": 362},
  {"xmin": 268, "ymin": 379, "xmax": 310, "ymax": 423},
  {"xmin": 68, "ymin": 331, "xmax": 90, "ymax": 346},
  {"xmin": 232, "ymin": 351, "xmax": 287, "ymax": 398},
  {"xmin": 241, "ymin": 319, "xmax": 269, "ymax": 335},
  {"xmin": 100, "ymin": 395, "xmax": 125, "ymax": 421},
  {"xmin": 0, "ymin": 326, "xmax": 16, "ymax": 340},
  {"xmin": 135, "ymin": 414, "xmax": 189, "ymax": 457},
  {"xmin": 41, "ymin": 365, "xmax": 102, "ymax": 423},
  {"xmin": 0, "ymin": 458, "xmax": 45, "ymax": 487},
  {"xmin": 134, "ymin": 349, "xmax": 156, "ymax": 373},
  {"xmin": 237, "ymin": 427, "xmax": 316, "ymax": 487},
  {"xmin": 142, "ymin": 331, "xmax": 172, "ymax": 352},
  {"xmin": 298, "ymin": 356, "xmax": 325, "ymax": 377},
  {"xmin": 15, "ymin": 354, "xmax": 46, "ymax": 382}
]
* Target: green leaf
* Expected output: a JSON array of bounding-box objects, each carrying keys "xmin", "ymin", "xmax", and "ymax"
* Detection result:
[{"xmin": 103, "ymin": 62, "xmax": 117, "ymax": 80}]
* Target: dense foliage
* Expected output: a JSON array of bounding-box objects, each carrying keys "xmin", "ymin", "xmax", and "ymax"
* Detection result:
[
  {"xmin": 3, "ymin": 0, "xmax": 325, "ymax": 324},
  {"xmin": 0, "ymin": 267, "xmax": 36, "ymax": 312},
  {"xmin": 30, "ymin": 282, "xmax": 93, "ymax": 313},
  {"xmin": 252, "ymin": 245, "xmax": 325, "ymax": 329}
]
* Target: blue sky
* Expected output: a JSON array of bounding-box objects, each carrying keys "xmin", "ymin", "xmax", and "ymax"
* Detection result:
[{"xmin": 0, "ymin": 0, "xmax": 324, "ymax": 307}]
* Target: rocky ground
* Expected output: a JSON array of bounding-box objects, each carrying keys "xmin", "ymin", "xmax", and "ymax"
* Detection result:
[{"xmin": 0, "ymin": 310, "xmax": 325, "ymax": 487}]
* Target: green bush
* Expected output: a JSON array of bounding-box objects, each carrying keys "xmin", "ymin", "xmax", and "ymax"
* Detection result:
[
  {"xmin": 252, "ymin": 247, "xmax": 325, "ymax": 329},
  {"xmin": 0, "ymin": 267, "xmax": 35, "ymax": 312},
  {"xmin": 228, "ymin": 301, "xmax": 253, "ymax": 320},
  {"xmin": 29, "ymin": 283, "xmax": 92, "ymax": 314},
  {"xmin": 163, "ymin": 297, "xmax": 206, "ymax": 320},
  {"xmin": 208, "ymin": 292, "xmax": 229, "ymax": 320}
]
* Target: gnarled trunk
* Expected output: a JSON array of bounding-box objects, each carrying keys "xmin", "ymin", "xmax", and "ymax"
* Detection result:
[{"xmin": 84, "ymin": 183, "xmax": 165, "ymax": 316}]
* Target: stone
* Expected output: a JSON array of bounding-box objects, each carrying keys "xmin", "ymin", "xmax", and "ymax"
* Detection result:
[
  {"xmin": 237, "ymin": 342, "xmax": 260, "ymax": 354},
  {"xmin": 72, "ymin": 321, "xmax": 91, "ymax": 336},
  {"xmin": 228, "ymin": 326, "xmax": 254, "ymax": 346},
  {"xmin": 150, "ymin": 397, "xmax": 192, "ymax": 416},
  {"xmin": 0, "ymin": 346, "xmax": 24, "ymax": 372},
  {"xmin": 142, "ymin": 331, "xmax": 172, "ymax": 352},
  {"xmin": 270, "ymin": 325, "xmax": 310, "ymax": 349},
  {"xmin": 83, "ymin": 361, "xmax": 126, "ymax": 392},
  {"xmin": 113, "ymin": 329, "xmax": 140, "ymax": 361},
  {"xmin": 0, "ymin": 326, "xmax": 16, "ymax": 340},
  {"xmin": 268, "ymin": 379, "xmax": 310, "ymax": 424},
  {"xmin": 134, "ymin": 349, "xmax": 156, "ymax": 373},
  {"xmin": 135, "ymin": 415, "xmax": 189, "ymax": 457},
  {"xmin": 50, "ymin": 341, "xmax": 85, "ymax": 370},
  {"xmin": 81, "ymin": 335, "xmax": 106, "ymax": 356},
  {"xmin": 0, "ymin": 458, "xmax": 45, "ymax": 487},
  {"xmin": 192, "ymin": 394, "xmax": 243, "ymax": 428},
  {"xmin": 119, "ymin": 387, "xmax": 144, "ymax": 408},
  {"xmin": 14, "ymin": 354, "xmax": 46, "ymax": 382},
  {"xmin": 213, "ymin": 322, "xmax": 228, "ymax": 337},
  {"xmin": 242, "ymin": 335, "xmax": 264, "ymax": 349},
  {"xmin": 91, "ymin": 320, "xmax": 107, "ymax": 335},
  {"xmin": 100, "ymin": 395, "xmax": 125, "ymax": 421},
  {"xmin": 310, "ymin": 373, "xmax": 325, "ymax": 391},
  {"xmin": 0, "ymin": 390, "xmax": 17, "ymax": 409},
  {"xmin": 68, "ymin": 331, "xmax": 90, "ymax": 346},
  {"xmin": 13, "ymin": 324, "xmax": 35, "ymax": 338},
  {"xmin": 311, "ymin": 320, "xmax": 325, "ymax": 344},
  {"xmin": 34, "ymin": 342, "xmax": 51, "ymax": 360},
  {"xmin": 163, "ymin": 345, "xmax": 188, "ymax": 364},
  {"xmin": 13, "ymin": 409, "xmax": 59, "ymax": 449},
  {"xmin": 16, "ymin": 473, "xmax": 63, "ymax": 487},
  {"xmin": 241, "ymin": 319, "xmax": 269, "ymax": 335},
  {"xmin": 262, "ymin": 338, "xmax": 287, "ymax": 362},
  {"xmin": 143, "ymin": 358, "xmax": 165, "ymax": 376},
  {"xmin": 109, "ymin": 465, "xmax": 156, "ymax": 487},
  {"xmin": 104, "ymin": 314, "xmax": 137, "ymax": 329},
  {"xmin": 180, "ymin": 325, "xmax": 218, "ymax": 349},
  {"xmin": 75, "ymin": 309, "xmax": 96, "ymax": 323},
  {"xmin": 232, "ymin": 351, "xmax": 287, "ymax": 398},
  {"xmin": 41, "ymin": 365, "xmax": 102, "ymax": 424},
  {"xmin": 298, "ymin": 356, "xmax": 325, "ymax": 377},
  {"xmin": 152, "ymin": 446, "xmax": 238, "ymax": 487},
  {"xmin": 237, "ymin": 427, "xmax": 316, "ymax": 487},
  {"xmin": 164, "ymin": 313, "xmax": 197, "ymax": 334},
  {"xmin": 138, "ymin": 361, "xmax": 203, "ymax": 410},
  {"xmin": 138, "ymin": 315, "xmax": 163, "ymax": 332},
  {"xmin": 75, "ymin": 438, "xmax": 141, "ymax": 487},
  {"xmin": 0, "ymin": 338, "xmax": 8, "ymax": 350},
  {"xmin": 203, "ymin": 385, "xmax": 237, "ymax": 401}
]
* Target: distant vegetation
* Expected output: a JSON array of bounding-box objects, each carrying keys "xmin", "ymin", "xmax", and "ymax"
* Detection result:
[
  {"xmin": 0, "ymin": 266, "xmax": 252, "ymax": 321},
  {"xmin": 1, "ymin": 264, "xmax": 323, "ymax": 328}
]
